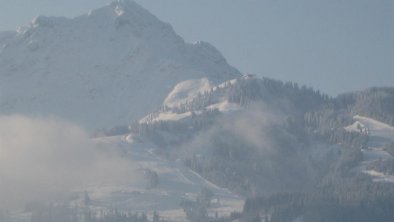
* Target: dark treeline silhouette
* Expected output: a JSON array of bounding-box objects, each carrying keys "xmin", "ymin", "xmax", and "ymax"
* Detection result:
[
  {"xmin": 28, "ymin": 203, "xmax": 158, "ymax": 222},
  {"xmin": 242, "ymin": 180, "xmax": 394, "ymax": 222}
]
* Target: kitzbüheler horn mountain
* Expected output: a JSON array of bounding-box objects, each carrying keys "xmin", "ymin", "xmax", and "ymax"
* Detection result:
[
  {"xmin": 1, "ymin": 1, "xmax": 394, "ymax": 222},
  {"xmin": 0, "ymin": 0, "xmax": 239, "ymax": 129}
]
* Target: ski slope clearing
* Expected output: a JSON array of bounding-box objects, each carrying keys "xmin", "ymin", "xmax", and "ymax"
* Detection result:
[
  {"xmin": 163, "ymin": 78, "xmax": 214, "ymax": 108},
  {"xmin": 140, "ymin": 77, "xmax": 245, "ymax": 124},
  {"xmin": 346, "ymin": 115, "xmax": 394, "ymax": 183},
  {"xmin": 84, "ymin": 135, "xmax": 244, "ymax": 221},
  {"xmin": 345, "ymin": 115, "xmax": 394, "ymax": 142},
  {"xmin": 139, "ymin": 111, "xmax": 193, "ymax": 123}
]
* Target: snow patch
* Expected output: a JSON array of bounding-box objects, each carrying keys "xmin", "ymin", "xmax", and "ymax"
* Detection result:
[
  {"xmin": 214, "ymin": 78, "xmax": 238, "ymax": 91},
  {"xmin": 207, "ymin": 100, "xmax": 242, "ymax": 113},
  {"xmin": 345, "ymin": 115, "xmax": 394, "ymax": 140},
  {"xmin": 140, "ymin": 111, "xmax": 192, "ymax": 123},
  {"xmin": 363, "ymin": 170, "xmax": 394, "ymax": 183},
  {"xmin": 348, "ymin": 115, "xmax": 394, "ymax": 183},
  {"xmin": 164, "ymin": 78, "xmax": 213, "ymax": 108}
]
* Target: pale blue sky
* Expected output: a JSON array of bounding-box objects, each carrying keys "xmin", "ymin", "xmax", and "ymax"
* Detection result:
[{"xmin": 0, "ymin": 0, "xmax": 392, "ymax": 95}]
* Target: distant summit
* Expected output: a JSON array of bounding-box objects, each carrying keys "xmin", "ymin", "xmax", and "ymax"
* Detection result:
[{"xmin": 0, "ymin": 0, "xmax": 240, "ymax": 128}]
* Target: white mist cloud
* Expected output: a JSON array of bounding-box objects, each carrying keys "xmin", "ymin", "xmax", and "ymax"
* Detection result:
[
  {"xmin": 183, "ymin": 102, "xmax": 285, "ymax": 156},
  {"xmin": 0, "ymin": 115, "xmax": 135, "ymax": 209}
]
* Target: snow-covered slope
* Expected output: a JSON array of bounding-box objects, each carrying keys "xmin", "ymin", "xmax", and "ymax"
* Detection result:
[
  {"xmin": 3, "ymin": 133, "xmax": 243, "ymax": 222},
  {"xmin": 86, "ymin": 135, "xmax": 243, "ymax": 221},
  {"xmin": 345, "ymin": 115, "xmax": 394, "ymax": 182},
  {"xmin": 140, "ymin": 76, "xmax": 246, "ymax": 124},
  {"xmin": 345, "ymin": 115, "xmax": 394, "ymax": 142},
  {"xmin": 0, "ymin": 0, "xmax": 240, "ymax": 129},
  {"xmin": 163, "ymin": 78, "xmax": 214, "ymax": 108}
]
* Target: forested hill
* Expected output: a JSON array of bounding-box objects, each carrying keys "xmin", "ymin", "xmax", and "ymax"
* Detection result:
[
  {"xmin": 127, "ymin": 76, "xmax": 392, "ymax": 195},
  {"xmin": 336, "ymin": 87, "xmax": 394, "ymax": 125}
]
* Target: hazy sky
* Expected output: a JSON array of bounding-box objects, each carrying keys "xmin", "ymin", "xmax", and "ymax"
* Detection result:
[{"xmin": 0, "ymin": 0, "xmax": 392, "ymax": 95}]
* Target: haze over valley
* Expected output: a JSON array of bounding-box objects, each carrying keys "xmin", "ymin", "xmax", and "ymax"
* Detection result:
[{"xmin": 0, "ymin": 1, "xmax": 393, "ymax": 222}]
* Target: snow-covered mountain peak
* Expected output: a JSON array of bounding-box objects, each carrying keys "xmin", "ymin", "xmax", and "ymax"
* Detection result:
[
  {"xmin": 0, "ymin": 1, "xmax": 240, "ymax": 129},
  {"xmin": 110, "ymin": 0, "xmax": 142, "ymax": 9},
  {"xmin": 87, "ymin": 0, "xmax": 160, "ymax": 25},
  {"xmin": 109, "ymin": 0, "xmax": 148, "ymax": 15}
]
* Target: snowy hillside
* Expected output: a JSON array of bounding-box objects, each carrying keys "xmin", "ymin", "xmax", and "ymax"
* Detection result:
[
  {"xmin": 140, "ymin": 76, "xmax": 253, "ymax": 124},
  {"xmin": 2, "ymin": 133, "xmax": 243, "ymax": 222},
  {"xmin": 133, "ymin": 75, "xmax": 334, "ymax": 197},
  {"xmin": 163, "ymin": 78, "xmax": 214, "ymax": 108},
  {"xmin": 139, "ymin": 74, "xmax": 324, "ymax": 125},
  {"xmin": 345, "ymin": 115, "xmax": 394, "ymax": 182},
  {"xmin": 345, "ymin": 115, "xmax": 394, "ymax": 142},
  {"xmin": 83, "ymin": 135, "xmax": 243, "ymax": 221},
  {"xmin": 0, "ymin": 0, "xmax": 240, "ymax": 129}
]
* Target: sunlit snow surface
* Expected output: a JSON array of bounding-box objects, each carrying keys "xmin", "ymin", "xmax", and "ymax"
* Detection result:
[
  {"xmin": 0, "ymin": 0, "xmax": 239, "ymax": 129},
  {"xmin": 140, "ymin": 77, "xmax": 242, "ymax": 123},
  {"xmin": 163, "ymin": 78, "xmax": 214, "ymax": 108},
  {"xmin": 345, "ymin": 115, "xmax": 394, "ymax": 183},
  {"xmin": 345, "ymin": 115, "xmax": 394, "ymax": 140},
  {"xmin": 84, "ymin": 135, "xmax": 243, "ymax": 221}
]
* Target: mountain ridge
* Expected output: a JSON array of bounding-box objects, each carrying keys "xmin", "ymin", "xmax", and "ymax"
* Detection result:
[
  {"xmin": 0, "ymin": 0, "xmax": 240, "ymax": 129},
  {"xmin": 128, "ymin": 75, "xmax": 394, "ymax": 197}
]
